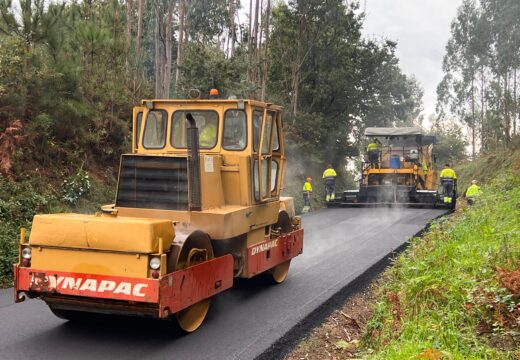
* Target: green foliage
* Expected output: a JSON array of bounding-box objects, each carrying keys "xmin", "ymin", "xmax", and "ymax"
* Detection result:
[
  {"xmin": 61, "ymin": 169, "xmax": 91, "ymax": 205},
  {"xmin": 0, "ymin": 174, "xmax": 114, "ymax": 285},
  {"xmin": 456, "ymin": 142, "xmax": 520, "ymax": 192},
  {"xmin": 429, "ymin": 120, "xmax": 468, "ymax": 166},
  {"xmin": 179, "ymin": 43, "xmax": 249, "ymax": 97},
  {"xmin": 186, "ymin": 0, "xmax": 229, "ymax": 44},
  {"xmin": 0, "ymin": 176, "xmax": 52, "ymax": 286},
  {"xmin": 438, "ymin": 0, "xmax": 520, "ymax": 152},
  {"xmin": 0, "ymin": 0, "xmax": 139, "ymax": 173},
  {"xmin": 0, "ymin": 177, "xmax": 50, "ymax": 224},
  {"xmin": 362, "ymin": 172, "xmax": 520, "ymax": 358},
  {"xmin": 0, "ymin": 220, "xmax": 18, "ymax": 287}
]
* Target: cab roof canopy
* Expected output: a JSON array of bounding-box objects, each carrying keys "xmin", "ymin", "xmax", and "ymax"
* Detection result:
[
  {"xmin": 365, "ymin": 127, "xmax": 436, "ymax": 146},
  {"xmin": 364, "ymin": 127, "xmax": 423, "ymax": 137},
  {"xmin": 140, "ymin": 98, "xmax": 283, "ymax": 111}
]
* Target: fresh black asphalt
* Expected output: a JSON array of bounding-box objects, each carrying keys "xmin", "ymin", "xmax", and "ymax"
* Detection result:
[{"xmin": 0, "ymin": 207, "xmax": 446, "ymax": 360}]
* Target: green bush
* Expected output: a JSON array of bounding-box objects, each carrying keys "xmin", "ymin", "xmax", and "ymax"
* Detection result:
[
  {"xmin": 0, "ymin": 221, "xmax": 18, "ymax": 287},
  {"xmin": 61, "ymin": 169, "xmax": 91, "ymax": 205}
]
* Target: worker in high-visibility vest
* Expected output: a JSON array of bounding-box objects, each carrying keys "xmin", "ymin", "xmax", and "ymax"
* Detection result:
[
  {"xmin": 465, "ymin": 179, "xmax": 482, "ymax": 205},
  {"xmin": 322, "ymin": 164, "xmax": 337, "ymax": 202},
  {"xmin": 199, "ymin": 121, "xmax": 217, "ymax": 148},
  {"xmin": 421, "ymin": 159, "xmax": 429, "ymax": 172},
  {"xmin": 366, "ymin": 139, "xmax": 381, "ymax": 165},
  {"xmin": 439, "ymin": 163, "xmax": 457, "ymax": 204},
  {"xmin": 302, "ymin": 177, "xmax": 313, "ymax": 213}
]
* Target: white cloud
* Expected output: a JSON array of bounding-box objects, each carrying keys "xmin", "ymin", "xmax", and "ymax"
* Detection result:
[{"xmin": 361, "ymin": 0, "xmax": 462, "ymax": 121}]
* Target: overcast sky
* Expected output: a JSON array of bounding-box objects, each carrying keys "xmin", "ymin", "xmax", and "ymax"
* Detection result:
[{"xmin": 361, "ymin": 0, "xmax": 463, "ymax": 123}]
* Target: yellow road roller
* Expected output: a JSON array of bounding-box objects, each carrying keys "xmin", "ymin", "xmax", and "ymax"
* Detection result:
[{"xmin": 14, "ymin": 98, "xmax": 303, "ymax": 332}]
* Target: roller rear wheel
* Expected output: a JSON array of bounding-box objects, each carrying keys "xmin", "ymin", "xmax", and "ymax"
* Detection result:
[
  {"xmin": 48, "ymin": 305, "xmax": 90, "ymax": 322},
  {"xmin": 175, "ymin": 299, "xmax": 211, "ymax": 333},
  {"xmin": 171, "ymin": 230, "xmax": 214, "ymax": 333},
  {"xmin": 269, "ymin": 211, "xmax": 293, "ymax": 284},
  {"xmin": 270, "ymin": 260, "xmax": 291, "ymax": 284}
]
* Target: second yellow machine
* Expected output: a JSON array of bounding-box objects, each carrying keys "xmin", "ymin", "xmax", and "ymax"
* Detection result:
[{"xmin": 332, "ymin": 127, "xmax": 454, "ymax": 208}]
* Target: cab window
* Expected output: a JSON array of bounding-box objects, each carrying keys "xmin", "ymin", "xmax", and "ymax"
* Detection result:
[
  {"xmin": 171, "ymin": 110, "xmax": 219, "ymax": 149},
  {"xmin": 272, "ymin": 118, "xmax": 280, "ymax": 151},
  {"xmin": 271, "ymin": 160, "xmax": 279, "ymax": 192},
  {"xmin": 135, "ymin": 112, "xmax": 143, "ymax": 148},
  {"xmin": 143, "ymin": 110, "xmax": 167, "ymax": 149},
  {"xmin": 223, "ymin": 110, "xmax": 247, "ymax": 150},
  {"xmin": 253, "ymin": 110, "xmax": 263, "ymax": 152},
  {"xmin": 262, "ymin": 112, "xmax": 273, "ymax": 154},
  {"xmin": 253, "ymin": 159, "xmax": 275, "ymax": 201}
]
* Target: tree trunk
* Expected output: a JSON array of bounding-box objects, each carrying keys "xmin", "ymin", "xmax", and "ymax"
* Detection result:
[
  {"xmin": 248, "ymin": 0, "xmax": 253, "ymax": 50},
  {"xmin": 471, "ymin": 76, "xmax": 476, "ymax": 158},
  {"xmin": 480, "ymin": 66, "xmax": 485, "ymax": 152},
  {"xmin": 229, "ymin": 0, "xmax": 236, "ymax": 56},
  {"xmin": 125, "ymin": 1, "xmax": 133, "ymax": 48},
  {"xmin": 260, "ymin": 0, "xmax": 270, "ymax": 101},
  {"xmin": 134, "ymin": 0, "xmax": 144, "ymax": 93},
  {"xmin": 162, "ymin": 2, "xmax": 174, "ymax": 98},
  {"xmin": 175, "ymin": 0, "xmax": 186, "ymax": 97},
  {"xmin": 258, "ymin": 0, "xmax": 263, "ymax": 54},
  {"xmin": 154, "ymin": 3, "xmax": 163, "ymax": 98},
  {"xmin": 514, "ymin": 68, "xmax": 517, "ymax": 136},
  {"xmin": 291, "ymin": 15, "xmax": 304, "ymax": 116},
  {"xmin": 125, "ymin": 0, "xmax": 133, "ymax": 71},
  {"xmin": 504, "ymin": 73, "xmax": 511, "ymax": 143},
  {"xmin": 252, "ymin": 0, "xmax": 260, "ymax": 89},
  {"xmin": 184, "ymin": 0, "xmax": 191, "ymax": 42}
]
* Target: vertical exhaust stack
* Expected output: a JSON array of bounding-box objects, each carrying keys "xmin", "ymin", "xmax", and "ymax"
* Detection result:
[{"xmin": 186, "ymin": 113, "xmax": 202, "ymax": 211}]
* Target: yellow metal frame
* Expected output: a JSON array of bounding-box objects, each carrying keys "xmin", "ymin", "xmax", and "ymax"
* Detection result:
[{"xmin": 20, "ymin": 98, "xmax": 298, "ymax": 283}]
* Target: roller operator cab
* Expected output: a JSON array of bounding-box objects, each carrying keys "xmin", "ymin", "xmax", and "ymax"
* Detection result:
[
  {"xmin": 14, "ymin": 99, "xmax": 304, "ymax": 332},
  {"xmin": 331, "ymin": 127, "xmax": 454, "ymax": 208}
]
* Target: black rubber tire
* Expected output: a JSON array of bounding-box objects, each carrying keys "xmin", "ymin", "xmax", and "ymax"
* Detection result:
[{"xmin": 48, "ymin": 306, "xmax": 91, "ymax": 322}]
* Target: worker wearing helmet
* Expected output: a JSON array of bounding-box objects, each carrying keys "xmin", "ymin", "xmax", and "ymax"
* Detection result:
[
  {"xmin": 439, "ymin": 163, "xmax": 457, "ymax": 204},
  {"xmin": 366, "ymin": 139, "xmax": 381, "ymax": 167},
  {"xmin": 322, "ymin": 164, "xmax": 337, "ymax": 202},
  {"xmin": 209, "ymin": 88, "xmax": 219, "ymax": 99},
  {"xmin": 302, "ymin": 177, "xmax": 313, "ymax": 213},
  {"xmin": 465, "ymin": 179, "xmax": 482, "ymax": 205}
]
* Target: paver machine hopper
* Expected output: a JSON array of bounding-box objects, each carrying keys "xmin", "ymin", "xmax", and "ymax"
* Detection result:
[{"xmin": 331, "ymin": 127, "xmax": 455, "ymax": 208}]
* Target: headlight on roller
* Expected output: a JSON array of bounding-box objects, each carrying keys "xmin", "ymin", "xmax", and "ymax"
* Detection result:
[
  {"xmin": 149, "ymin": 257, "xmax": 161, "ymax": 270},
  {"xmin": 22, "ymin": 247, "xmax": 32, "ymax": 260}
]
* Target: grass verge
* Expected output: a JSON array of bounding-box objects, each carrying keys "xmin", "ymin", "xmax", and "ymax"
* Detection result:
[{"xmin": 361, "ymin": 172, "xmax": 520, "ymax": 359}]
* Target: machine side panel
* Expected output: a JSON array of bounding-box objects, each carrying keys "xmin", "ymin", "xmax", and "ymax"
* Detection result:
[
  {"xmin": 159, "ymin": 254, "xmax": 234, "ymax": 317},
  {"xmin": 245, "ymin": 228, "xmax": 304, "ymax": 278}
]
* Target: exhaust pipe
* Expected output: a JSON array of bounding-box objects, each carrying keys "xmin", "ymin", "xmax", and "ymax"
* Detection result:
[{"xmin": 186, "ymin": 113, "xmax": 202, "ymax": 211}]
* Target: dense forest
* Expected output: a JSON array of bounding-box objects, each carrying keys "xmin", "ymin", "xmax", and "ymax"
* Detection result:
[
  {"xmin": 438, "ymin": 0, "xmax": 520, "ymax": 158},
  {"xmin": 0, "ymin": 0, "xmax": 422, "ymax": 180}
]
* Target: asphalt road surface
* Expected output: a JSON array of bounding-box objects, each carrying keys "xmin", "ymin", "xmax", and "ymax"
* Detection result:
[{"xmin": 0, "ymin": 207, "xmax": 446, "ymax": 360}]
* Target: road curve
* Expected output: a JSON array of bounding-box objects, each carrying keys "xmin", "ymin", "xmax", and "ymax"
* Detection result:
[{"xmin": 0, "ymin": 207, "xmax": 446, "ymax": 360}]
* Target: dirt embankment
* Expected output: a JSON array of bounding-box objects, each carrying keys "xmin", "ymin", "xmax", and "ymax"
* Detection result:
[{"xmin": 285, "ymin": 280, "xmax": 380, "ymax": 360}]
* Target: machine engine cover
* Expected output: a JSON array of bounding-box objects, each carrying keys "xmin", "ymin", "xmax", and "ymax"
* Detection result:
[{"xmin": 29, "ymin": 214, "xmax": 174, "ymax": 253}]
